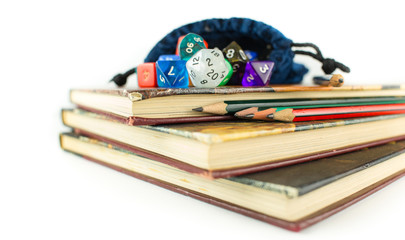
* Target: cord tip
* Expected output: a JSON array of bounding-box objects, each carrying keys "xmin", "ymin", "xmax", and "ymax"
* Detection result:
[{"xmin": 110, "ymin": 73, "xmax": 127, "ymax": 86}]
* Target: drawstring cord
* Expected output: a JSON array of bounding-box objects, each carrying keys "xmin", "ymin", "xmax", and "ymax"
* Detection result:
[
  {"xmin": 110, "ymin": 68, "xmax": 137, "ymax": 87},
  {"xmin": 292, "ymin": 42, "xmax": 350, "ymax": 74}
]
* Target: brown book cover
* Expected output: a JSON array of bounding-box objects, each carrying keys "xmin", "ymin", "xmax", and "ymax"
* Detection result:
[
  {"xmin": 70, "ymin": 84, "xmax": 405, "ymax": 125},
  {"xmin": 77, "ymin": 105, "xmax": 235, "ymax": 126},
  {"xmin": 60, "ymin": 133, "xmax": 405, "ymax": 231}
]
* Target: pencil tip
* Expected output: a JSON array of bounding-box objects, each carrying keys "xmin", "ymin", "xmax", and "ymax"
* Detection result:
[
  {"xmin": 193, "ymin": 107, "xmax": 203, "ymax": 112},
  {"xmin": 235, "ymin": 113, "xmax": 254, "ymax": 119},
  {"xmin": 267, "ymin": 114, "xmax": 274, "ymax": 118}
]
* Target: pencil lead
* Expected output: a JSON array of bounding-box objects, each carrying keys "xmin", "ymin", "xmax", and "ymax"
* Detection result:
[
  {"xmin": 267, "ymin": 114, "xmax": 274, "ymax": 118},
  {"xmin": 193, "ymin": 107, "xmax": 203, "ymax": 112}
]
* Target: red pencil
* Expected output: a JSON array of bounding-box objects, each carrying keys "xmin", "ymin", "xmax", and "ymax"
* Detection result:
[{"xmin": 267, "ymin": 104, "xmax": 405, "ymax": 122}]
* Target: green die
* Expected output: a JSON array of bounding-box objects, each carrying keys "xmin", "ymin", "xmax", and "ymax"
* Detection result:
[
  {"xmin": 179, "ymin": 33, "xmax": 206, "ymax": 60},
  {"xmin": 218, "ymin": 59, "xmax": 234, "ymax": 86}
]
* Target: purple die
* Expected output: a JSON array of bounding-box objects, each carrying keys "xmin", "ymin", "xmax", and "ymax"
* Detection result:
[{"xmin": 241, "ymin": 61, "xmax": 274, "ymax": 87}]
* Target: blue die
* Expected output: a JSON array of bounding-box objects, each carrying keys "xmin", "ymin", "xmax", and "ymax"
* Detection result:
[
  {"xmin": 156, "ymin": 60, "xmax": 189, "ymax": 88},
  {"xmin": 158, "ymin": 55, "xmax": 181, "ymax": 61}
]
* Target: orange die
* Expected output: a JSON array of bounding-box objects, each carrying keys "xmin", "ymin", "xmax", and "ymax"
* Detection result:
[
  {"xmin": 175, "ymin": 35, "xmax": 208, "ymax": 55},
  {"xmin": 137, "ymin": 62, "xmax": 157, "ymax": 87}
]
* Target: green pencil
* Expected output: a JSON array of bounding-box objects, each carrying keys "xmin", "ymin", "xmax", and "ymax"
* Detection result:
[{"xmin": 193, "ymin": 97, "xmax": 405, "ymax": 115}]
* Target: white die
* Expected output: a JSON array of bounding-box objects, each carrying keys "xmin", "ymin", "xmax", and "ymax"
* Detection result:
[{"xmin": 186, "ymin": 48, "xmax": 230, "ymax": 88}]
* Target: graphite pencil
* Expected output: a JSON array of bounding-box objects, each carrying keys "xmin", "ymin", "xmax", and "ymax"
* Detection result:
[
  {"xmin": 194, "ymin": 97, "xmax": 405, "ymax": 115},
  {"xmin": 235, "ymin": 100, "xmax": 405, "ymax": 119},
  {"xmin": 267, "ymin": 104, "xmax": 405, "ymax": 122}
]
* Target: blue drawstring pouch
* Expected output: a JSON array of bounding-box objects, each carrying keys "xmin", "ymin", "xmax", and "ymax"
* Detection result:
[{"xmin": 112, "ymin": 18, "xmax": 350, "ymax": 86}]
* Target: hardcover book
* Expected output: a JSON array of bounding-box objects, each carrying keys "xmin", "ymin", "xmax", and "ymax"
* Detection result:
[
  {"xmin": 70, "ymin": 84, "xmax": 405, "ymax": 125},
  {"xmin": 60, "ymin": 133, "xmax": 405, "ymax": 231},
  {"xmin": 62, "ymin": 108, "xmax": 405, "ymax": 178}
]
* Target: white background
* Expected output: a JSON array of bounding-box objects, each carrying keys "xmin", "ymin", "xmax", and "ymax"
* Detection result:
[{"xmin": 1, "ymin": 0, "xmax": 405, "ymax": 239}]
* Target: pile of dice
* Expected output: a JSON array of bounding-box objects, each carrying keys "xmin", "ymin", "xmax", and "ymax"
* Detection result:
[{"xmin": 137, "ymin": 33, "xmax": 275, "ymax": 88}]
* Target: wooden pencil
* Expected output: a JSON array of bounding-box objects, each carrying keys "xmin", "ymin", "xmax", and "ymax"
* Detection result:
[
  {"xmin": 235, "ymin": 107, "xmax": 277, "ymax": 120},
  {"xmin": 234, "ymin": 100, "xmax": 405, "ymax": 119},
  {"xmin": 194, "ymin": 96, "xmax": 405, "ymax": 115},
  {"xmin": 267, "ymin": 104, "xmax": 405, "ymax": 122}
]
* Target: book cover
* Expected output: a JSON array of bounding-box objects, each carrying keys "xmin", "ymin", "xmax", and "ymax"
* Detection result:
[
  {"xmin": 73, "ymin": 84, "xmax": 405, "ymax": 100},
  {"xmin": 63, "ymin": 109, "xmax": 405, "ymax": 178},
  {"xmin": 78, "ymin": 105, "xmax": 235, "ymax": 126},
  {"xmin": 60, "ymin": 133, "xmax": 405, "ymax": 231},
  {"xmin": 230, "ymin": 140, "xmax": 405, "ymax": 197}
]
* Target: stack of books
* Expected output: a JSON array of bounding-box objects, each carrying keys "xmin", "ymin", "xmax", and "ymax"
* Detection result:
[{"xmin": 60, "ymin": 85, "xmax": 405, "ymax": 231}]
